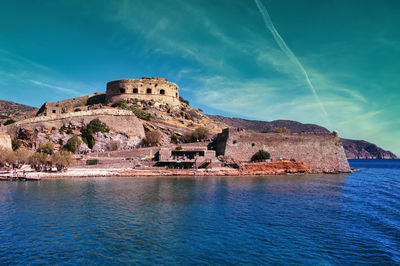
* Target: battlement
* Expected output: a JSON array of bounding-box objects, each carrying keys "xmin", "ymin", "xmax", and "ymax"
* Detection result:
[{"xmin": 106, "ymin": 77, "xmax": 180, "ymax": 107}]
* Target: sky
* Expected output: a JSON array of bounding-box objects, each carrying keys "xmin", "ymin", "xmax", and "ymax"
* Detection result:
[{"xmin": 0, "ymin": 0, "xmax": 399, "ymax": 155}]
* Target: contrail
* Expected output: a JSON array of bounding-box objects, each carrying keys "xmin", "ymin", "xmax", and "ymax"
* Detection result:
[{"xmin": 254, "ymin": 0, "xmax": 331, "ymax": 127}]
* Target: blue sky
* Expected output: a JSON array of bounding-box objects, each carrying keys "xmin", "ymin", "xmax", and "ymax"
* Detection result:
[{"xmin": 0, "ymin": 0, "xmax": 399, "ymax": 155}]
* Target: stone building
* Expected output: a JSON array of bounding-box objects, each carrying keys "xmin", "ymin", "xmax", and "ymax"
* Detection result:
[
  {"xmin": 158, "ymin": 146, "xmax": 219, "ymax": 169},
  {"xmin": 106, "ymin": 77, "xmax": 180, "ymax": 107}
]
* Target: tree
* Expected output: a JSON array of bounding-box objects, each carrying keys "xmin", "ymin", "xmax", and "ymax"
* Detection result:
[
  {"xmin": 144, "ymin": 130, "xmax": 161, "ymax": 147},
  {"xmin": 80, "ymin": 119, "xmax": 110, "ymax": 149},
  {"xmin": 12, "ymin": 138, "xmax": 21, "ymax": 151},
  {"xmin": 251, "ymin": 150, "xmax": 271, "ymax": 162},
  {"xmin": 37, "ymin": 142, "xmax": 54, "ymax": 155},
  {"xmin": 52, "ymin": 150, "xmax": 74, "ymax": 171},
  {"xmin": 29, "ymin": 152, "xmax": 49, "ymax": 171},
  {"xmin": 64, "ymin": 135, "xmax": 82, "ymax": 153},
  {"xmin": 183, "ymin": 127, "xmax": 209, "ymax": 143}
]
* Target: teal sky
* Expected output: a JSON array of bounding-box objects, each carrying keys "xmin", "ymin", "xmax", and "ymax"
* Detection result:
[{"xmin": 0, "ymin": 0, "xmax": 399, "ymax": 155}]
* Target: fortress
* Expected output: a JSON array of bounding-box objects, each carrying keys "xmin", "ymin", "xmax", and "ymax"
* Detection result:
[
  {"xmin": 37, "ymin": 77, "xmax": 180, "ymax": 116},
  {"xmin": 106, "ymin": 77, "xmax": 180, "ymax": 107}
]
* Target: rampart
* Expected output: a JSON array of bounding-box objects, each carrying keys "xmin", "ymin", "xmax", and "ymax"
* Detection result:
[
  {"xmin": 106, "ymin": 77, "xmax": 180, "ymax": 107},
  {"xmin": 0, "ymin": 131, "xmax": 12, "ymax": 150},
  {"xmin": 214, "ymin": 128, "xmax": 351, "ymax": 173},
  {"xmin": 6, "ymin": 109, "xmax": 145, "ymax": 140}
]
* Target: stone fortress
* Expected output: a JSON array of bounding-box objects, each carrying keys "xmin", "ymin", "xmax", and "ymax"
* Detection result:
[
  {"xmin": 37, "ymin": 77, "xmax": 180, "ymax": 117},
  {"xmin": 106, "ymin": 77, "xmax": 180, "ymax": 107}
]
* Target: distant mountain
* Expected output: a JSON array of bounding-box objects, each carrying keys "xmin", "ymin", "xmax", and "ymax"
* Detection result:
[
  {"xmin": 0, "ymin": 100, "xmax": 38, "ymax": 121},
  {"xmin": 342, "ymin": 139, "xmax": 397, "ymax": 159},
  {"xmin": 208, "ymin": 115, "xmax": 330, "ymax": 133},
  {"xmin": 208, "ymin": 115, "xmax": 398, "ymax": 159}
]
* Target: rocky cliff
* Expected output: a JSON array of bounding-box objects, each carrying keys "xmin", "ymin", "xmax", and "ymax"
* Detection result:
[
  {"xmin": 209, "ymin": 115, "xmax": 397, "ymax": 159},
  {"xmin": 0, "ymin": 100, "xmax": 38, "ymax": 122}
]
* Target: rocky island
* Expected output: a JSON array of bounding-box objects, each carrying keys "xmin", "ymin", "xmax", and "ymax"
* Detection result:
[{"xmin": 0, "ymin": 77, "xmax": 395, "ymax": 178}]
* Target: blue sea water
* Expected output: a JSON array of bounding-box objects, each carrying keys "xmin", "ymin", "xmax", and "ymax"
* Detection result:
[{"xmin": 0, "ymin": 160, "xmax": 399, "ymax": 265}]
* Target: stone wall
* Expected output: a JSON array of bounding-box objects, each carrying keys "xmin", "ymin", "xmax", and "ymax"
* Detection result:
[
  {"xmin": 37, "ymin": 93, "xmax": 106, "ymax": 116},
  {"xmin": 5, "ymin": 108, "xmax": 145, "ymax": 141},
  {"xmin": 106, "ymin": 77, "xmax": 180, "ymax": 107},
  {"xmin": 214, "ymin": 128, "xmax": 351, "ymax": 173},
  {"xmin": 0, "ymin": 131, "xmax": 12, "ymax": 150}
]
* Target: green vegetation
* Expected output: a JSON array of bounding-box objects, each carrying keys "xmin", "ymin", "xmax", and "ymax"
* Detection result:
[
  {"xmin": 52, "ymin": 150, "xmax": 74, "ymax": 171},
  {"xmin": 29, "ymin": 152, "xmax": 49, "ymax": 171},
  {"xmin": 64, "ymin": 135, "xmax": 82, "ymax": 153},
  {"xmin": 37, "ymin": 142, "xmax": 54, "ymax": 155},
  {"xmin": 3, "ymin": 119, "xmax": 16, "ymax": 125},
  {"xmin": 251, "ymin": 150, "xmax": 271, "ymax": 162},
  {"xmin": 176, "ymin": 145, "xmax": 183, "ymax": 150},
  {"xmin": 0, "ymin": 148, "xmax": 30, "ymax": 169},
  {"xmin": 144, "ymin": 130, "xmax": 161, "ymax": 147},
  {"xmin": 182, "ymin": 127, "xmax": 209, "ymax": 143},
  {"xmin": 179, "ymin": 96, "xmax": 189, "ymax": 105},
  {"xmin": 81, "ymin": 119, "xmax": 109, "ymax": 149},
  {"xmin": 112, "ymin": 99, "xmax": 152, "ymax": 121},
  {"xmin": 274, "ymin": 127, "xmax": 291, "ymax": 133},
  {"xmin": 86, "ymin": 159, "xmax": 98, "ymax": 165},
  {"xmin": 12, "ymin": 138, "xmax": 21, "ymax": 151},
  {"xmin": 170, "ymin": 133, "xmax": 181, "ymax": 144}
]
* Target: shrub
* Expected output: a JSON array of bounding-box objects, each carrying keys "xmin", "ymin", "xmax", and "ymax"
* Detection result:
[
  {"xmin": 179, "ymin": 96, "xmax": 189, "ymax": 105},
  {"xmin": 59, "ymin": 125, "xmax": 66, "ymax": 134},
  {"xmin": 274, "ymin": 127, "xmax": 291, "ymax": 133},
  {"xmin": 66, "ymin": 128, "xmax": 73, "ymax": 134},
  {"xmin": 186, "ymin": 109, "xmax": 200, "ymax": 120},
  {"xmin": 87, "ymin": 119, "xmax": 109, "ymax": 134},
  {"xmin": 108, "ymin": 141, "xmax": 119, "ymax": 151},
  {"xmin": 251, "ymin": 150, "xmax": 271, "ymax": 162},
  {"xmin": 37, "ymin": 142, "xmax": 54, "ymax": 155},
  {"xmin": 86, "ymin": 159, "xmax": 98, "ymax": 165},
  {"xmin": 17, "ymin": 128, "xmax": 30, "ymax": 140},
  {"xmin": 52, "ymin": 150, "xmax": 74, "ymax": 171},
  {"xmin": 144, "ymin": 130, "xmax": 161, "ymax": 147},
  {"xmin": 12, "ymin": 138, "xmax": 21, "ymax": 151},
  {"xmin": 80, "ymin": 119, "xmax": 109, "ymax": 149},
  {"xmin": 111, "ymin": 99, "xmax": 128, "ymax": 108},
  {"xmin": 64, "ymin": 135, "xmax": 82, "ymax": 153},
  {"xmin": 51, "ymin": 126, "xmax": 56, "ymax": 131},
  {"xmin": 4, "ymin": 119, "xmax": 16, "ymax": 125},
  {"xmin": 171, "ymin": 134, "xmax": 181, "ymax": 144},
  {"xmin": 176, "ymin": 145, "xmax": 183, "ymax": 150}
]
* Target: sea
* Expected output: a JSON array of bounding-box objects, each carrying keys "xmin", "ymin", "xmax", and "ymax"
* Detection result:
[{"xmin": 0, "ymin": 159, "xmax": 399, "ymax": 265}]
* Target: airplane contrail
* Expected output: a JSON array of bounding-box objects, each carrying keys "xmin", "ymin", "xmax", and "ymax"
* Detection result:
[{"xmin": 254, "ymin": 0, "xmax": 331, "ymax": 127}]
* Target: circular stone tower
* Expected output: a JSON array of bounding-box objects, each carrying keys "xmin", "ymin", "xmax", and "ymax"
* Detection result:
[{"xmin": 106, "ymin": 77, "xmax": 180, "ymax": 107}]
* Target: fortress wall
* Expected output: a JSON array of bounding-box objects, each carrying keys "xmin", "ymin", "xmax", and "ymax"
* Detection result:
[
  {"xmin": 106, "ymin": 78, "xmax": 180, "ymax": 107},
  {"xmin": 215, "ymin": 128, "xmax": 351, "ymax": 173},
  {"xmin": 6, "ymin": 109, "xmax": 145, "ymax": 140},
  {"xmin": 0, "ymin": 132, "xmax": 12, "ymax": 150}
]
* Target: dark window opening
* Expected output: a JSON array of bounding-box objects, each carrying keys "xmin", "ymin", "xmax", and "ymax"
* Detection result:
[
  {"xmin": 133, "ymin": 88, "xmax": 138, "ymax": 93},
  {"xmin": 176, "ymin": 93, "xmax": 178, "ymax": 97},
  {"xmin": 52, "ymin": 110, "xmax": 56, "ymax": 114},
  {"xmin": 146, "ymin": 88, "xmax": 152, "ymax": 94},
  {"xmin": 160, "ymin": 89, "xmax": 165, "ymax": 95},
  {"xmin": 119, "ymin": 88, "xmax": 126, "ymax": 93}
]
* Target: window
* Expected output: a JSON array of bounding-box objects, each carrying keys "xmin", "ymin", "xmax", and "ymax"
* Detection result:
[
  {"xmin": 52, "ymin": 110, "xmax": 56, "ymax": 114},
  {"xmin": 176, "ymin": 93, "xmax": 178, "ymax": 97},
  {"xmin": 119, "ymin": 88, "xmax": 126, "ymax": 93},
  {"xmin": 133, "ymin": 88, "xmax": 138, "ymax": 93},
  {"xmin": 146, "ymin": 88, "xmax": 152, "ymax": 94},
  {"xmin": 160, "ymin": 89, "xmax": 165, "ymax": 95}
]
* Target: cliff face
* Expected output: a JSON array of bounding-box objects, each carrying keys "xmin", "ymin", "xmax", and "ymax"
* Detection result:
[
  {"xmin": 214, "ymin": 128, "xmax": 351, "ymax": 173},
  {"xmin": 342, "ymin": 139, "xmax": 397, "ymax": 159},
  {"xmin": 209, "ymin": 115, "xmax": 398, "ymax": 159}
]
